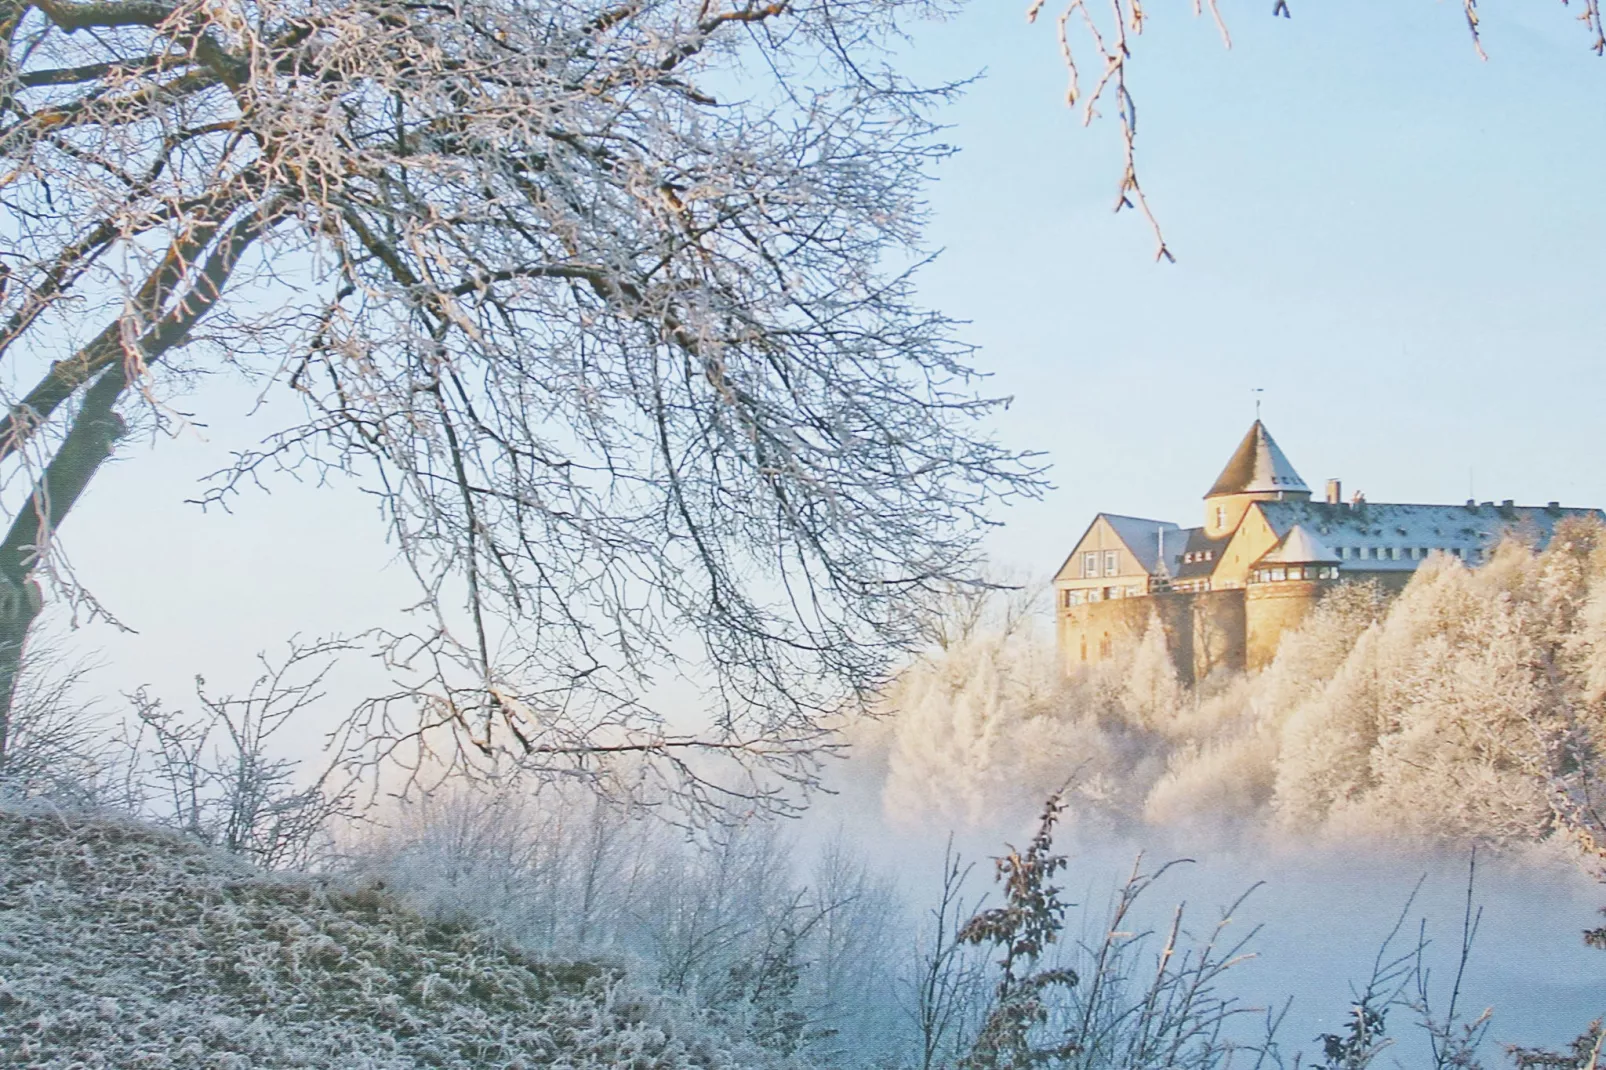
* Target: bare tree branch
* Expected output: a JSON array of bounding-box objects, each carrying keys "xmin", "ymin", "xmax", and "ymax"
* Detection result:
[{"xmin": 1, "ymin": 0, "xmax": 1044, "ymax": 817}]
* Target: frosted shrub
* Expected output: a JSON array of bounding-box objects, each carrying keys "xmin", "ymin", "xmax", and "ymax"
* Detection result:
[
  {"xmin": 345, "ymin": 782, "xmax": 908, "ymax": 1064},
  {"xmin": 1575, "ymin": 574, "xmax": 1606, "ymax": 708},
  {"xmin": 0, "ymin": 649, "xmax": 119, "ymax": 807},
  {"xmin": 1120, "ymin": 616, "xmax": 1184, "ymax": 732},
  {"xmin": 348, "ymin": 784, "xmax": 650, "ymax": 950},
  {"xmin": 950, "ymin": 796, "xmax": 1272, "ymax": 1070},
  {"xmin": 879, "ymin": 626, "xmax": 1147, "ymax": 829},
  {"xmin": 1272, "ymin": 625, "xmax": 1390, "ymax": 831},
  {"xmin": 1142, "ymin": 731, "xmax": 1279, "ymax": 830},
  {"xmin": 1253, "ymin": 581, "xmax": 1389, "ymax": 728}
]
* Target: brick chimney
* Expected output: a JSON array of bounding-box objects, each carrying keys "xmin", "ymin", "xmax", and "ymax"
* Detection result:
[{"xmin": 1325, "ymin": 478, "xmax": 1341, "ymax": 505}]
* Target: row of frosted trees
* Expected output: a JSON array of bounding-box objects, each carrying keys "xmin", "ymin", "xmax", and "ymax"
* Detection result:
[{"xmin": 873, "ymin": 519, "xmax": 1606, "ymax": 853}]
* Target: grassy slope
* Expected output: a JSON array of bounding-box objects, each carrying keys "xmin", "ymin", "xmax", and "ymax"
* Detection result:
[{"xmin": 0, "ymin": 808, "xmax": 779, "ymax": 1069}]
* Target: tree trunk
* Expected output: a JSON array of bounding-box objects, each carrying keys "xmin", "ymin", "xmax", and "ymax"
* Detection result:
[
  {"xmin": 0, "ymin": 577, "xmax": 42, "ymax": 773},
  {"xmin": 0, "ymin": 361, "xmax": 129, "ymax": 768}
]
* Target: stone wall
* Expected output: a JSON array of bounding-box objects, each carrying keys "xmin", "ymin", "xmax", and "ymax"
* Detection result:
[
  {"xmin": 1056, "ymin": 588, "xmax": 1247, "ymax": 683},
  {"xmin": 1244, "ymin": 580, "xmax": 1325, "ymax": 671},
  {"xmin": 1057, "ymin": 570, "xmax": 1429, "ymax": 685},
  {"xmin": 1187, "ymin": 588, "xmax": 1247, "ymax": 681},
  {"xmin": 1056, "ymin": 595, "xmax": 1152, "ymax": 673}
]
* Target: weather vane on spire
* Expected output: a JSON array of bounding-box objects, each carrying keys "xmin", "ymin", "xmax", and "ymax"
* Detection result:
[{"xmin": 1252, "ymin": 387, "xmax": 1264, "ymax": 421}]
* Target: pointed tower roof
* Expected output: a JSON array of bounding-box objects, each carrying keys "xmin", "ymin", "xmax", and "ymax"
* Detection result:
[
  {"xmin": 1259, "ymin": 524, "xmax": 1340, "ymax": 565},
  {"xmin": 1205, "ymin": 420, "xmax": 1310, "ymax": 498}
]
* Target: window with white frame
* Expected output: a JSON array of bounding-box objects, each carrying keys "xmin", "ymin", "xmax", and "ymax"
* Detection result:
[
  {"xmin": 1083, "ymin": 551, "xmax": 1098, "ymax": 578},
  {"xmin": 1104, "ymin": 550, "xmax": 1118, "ymax": 576}
]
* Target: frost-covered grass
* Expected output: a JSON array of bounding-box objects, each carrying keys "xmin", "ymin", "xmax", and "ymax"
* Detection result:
[{"xmin": 0, "ymin": 806, "xmax": 793, "ymax": 1069}]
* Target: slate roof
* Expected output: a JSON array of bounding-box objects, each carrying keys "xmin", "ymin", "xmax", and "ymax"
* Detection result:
[
  {"xmin": 1173, "ymin": 527, "xmax": 1229, "ymax": 581},
  {"xmin": 1206, "ymin": 421, "xmax": 1310, "ymax": 498},
  {"xmin": 1252, "ymin": 500, "xmax": 1604, "ymax": 572},
  {"xmin": 1259, "ymin": 524, "xmax": 1341, "ymax": 565},
  {"xmin": 1054, "ymin": 513, "xmax": 1184, "ymax": 583},
  {"xmin": 1101, "ymin": 514, "xmax": 1185, "ymax": 577}
]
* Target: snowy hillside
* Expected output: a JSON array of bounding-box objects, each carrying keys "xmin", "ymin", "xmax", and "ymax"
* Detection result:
[{"xmin": 0, "ymin": 807, "xmax": 788, "ymax": 1069}]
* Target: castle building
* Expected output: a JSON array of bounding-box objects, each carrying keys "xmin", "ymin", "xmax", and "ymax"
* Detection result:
[{"xmin": 1054, "ymin": 421, "xmax": 1603, "ymax": 681}]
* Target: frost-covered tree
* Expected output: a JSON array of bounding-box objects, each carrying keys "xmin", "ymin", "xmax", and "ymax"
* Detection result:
[
  {"xmin": 0, "ymin": 0, "xmax": 1043, "ymax": 809},
  {"xmin": 1272, "ymin": 624, "xmax": 1389, "ymax": 832},
  {"xmin": 1120, "ymin": 614, "xmax": 1181, "ymax": 731},
  {"xmin": 875, "ymin": 614, "xmax": 1157, "ymax": 830},
  {"xmin": 1272, "ymin": 530, "xmax": 1606, "ymax": 846},
  {"xmin": 876, "ymin": 523, "xmax": 1606, "ymax": 853}
]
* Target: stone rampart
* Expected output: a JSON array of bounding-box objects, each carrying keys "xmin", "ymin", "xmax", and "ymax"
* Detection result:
[{"xmin": 1057, "ymin": 588, "xmax": 1247, "ymax": 683}]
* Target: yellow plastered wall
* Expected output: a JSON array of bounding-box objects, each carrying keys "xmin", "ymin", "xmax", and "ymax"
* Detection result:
[
  {"xmin": 1244, "ymin": 580, "xmax": 1326, "ymax": 670},
  {"xmin": 1054, "ymin": 516, "xmax": 1154, "ymax": 598},
  {"xmin": 1210, "ymin": 506, "xmax": 1282, "ymax": 589},
  {"xmin": 1056, "ymin": 589, "xmax": 1244, "ymax": 683}
]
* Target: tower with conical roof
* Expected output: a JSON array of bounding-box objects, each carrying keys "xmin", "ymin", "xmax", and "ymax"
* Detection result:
[{"xmin": 1202, "ymin": 420, "xmax": 1311, "ymax": 537}]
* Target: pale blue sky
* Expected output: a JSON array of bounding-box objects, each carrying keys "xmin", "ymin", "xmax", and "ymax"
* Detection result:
[
  {"xmin": 54, "ymin": 1, "xmax": 1606, "ymax": 705},
  {"xmin": 907, "ymin": 1, "xmax": 1606, "ymax": 567}
]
